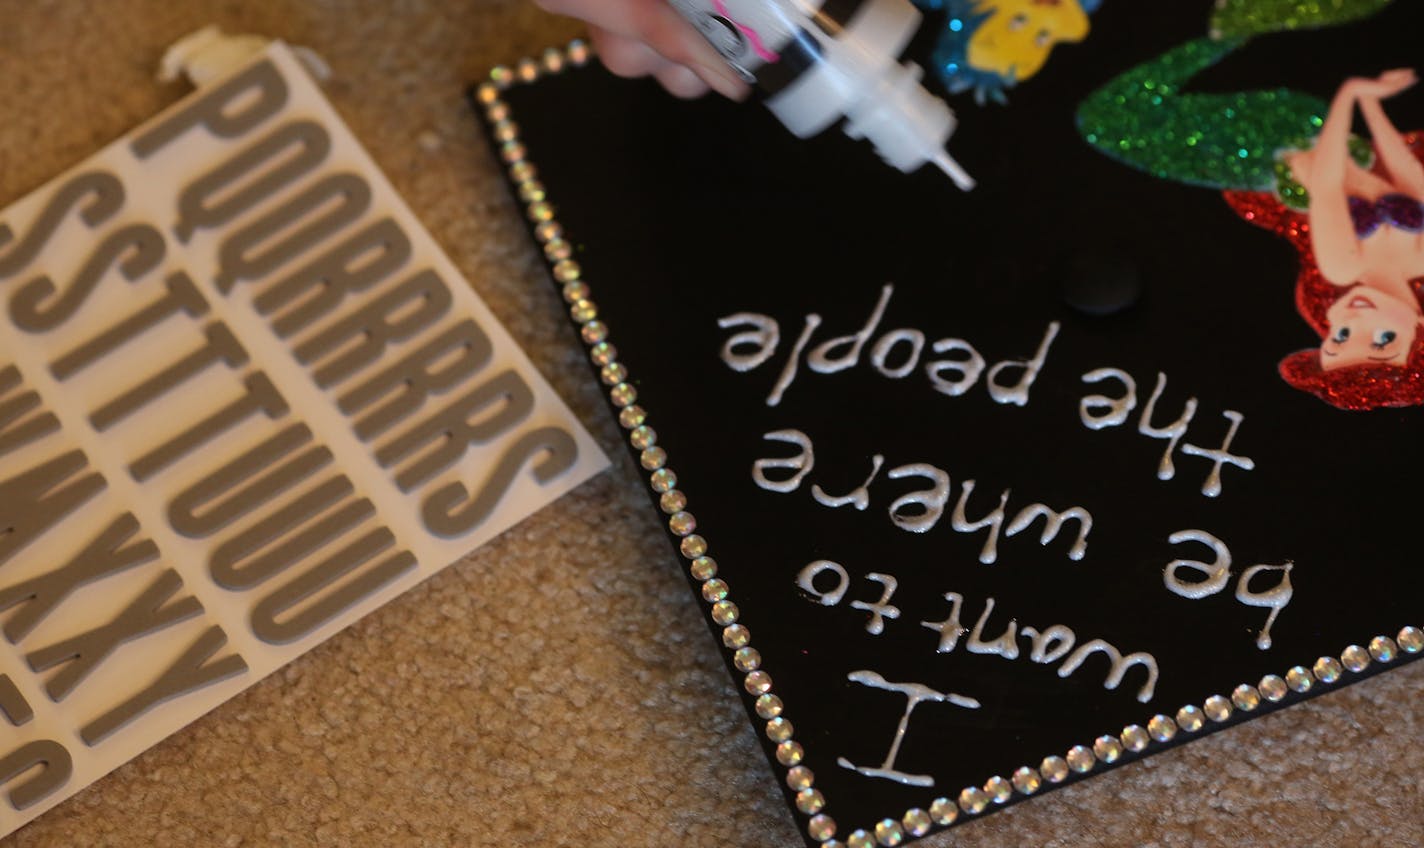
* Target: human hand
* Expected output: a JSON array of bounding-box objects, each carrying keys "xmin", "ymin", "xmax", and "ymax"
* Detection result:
[
  {"xmin": 533, "ymin": 0, "xmax": 751, "ymax": 100},
  {"xmin": 1345, "ymin": 68, "xmax": 1418, "ymax": 101}
]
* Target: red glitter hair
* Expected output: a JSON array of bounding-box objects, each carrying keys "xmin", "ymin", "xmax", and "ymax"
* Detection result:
[
  {"xmin": 1278, "ymin": 344, "xmax": 1424, "ymax": 410},
  {"xmin": 1223, "ymin": 132, "xmax": 1424, "ymax": 411}
]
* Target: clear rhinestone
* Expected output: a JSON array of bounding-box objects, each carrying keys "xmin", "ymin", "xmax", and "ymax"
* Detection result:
[
  {"xmin": 1286, "ymin": 666, "xmax": 1314, "ymax": 693},
  {"xmin": 489, "ymin": 65, "xmax": 514, "ymax": 88},
  {"xmin": 776, "ymin": 740, "xmax": 804, "ymax": 766},
  {"xmin": 1039, "ymin": 756, "xmax": 1069, "ymax": 783},
  {"xmin": 1121, "ymin": 724, "xmax": 1149, "ymax": 752},
  {"xmin": 517, "ymin": 58, "xmax": 540, "ymax": 83},
  {"xmin": 724, "ymin": 625, "xmax": 751, "ymax": 649},
  {"xmin": 1204, "ymin": 695, "xmax": 1233, "ymax": 722},
  {"xmin": 1313, "ymin": 656, "xmax": 1343, "ymax": 684},
  {"xmin": 1011, "ymin": 766, "xmax": 1042, "ymax": 794},
  {"xmin": 680, "ymin": 534, "xmax": 707, "ymax": 558},
  {"xmin": 957, "ymin": 786, "xmax": 989, "ymax": 814},
  {"xmin": 1399, "ymin": 626, "xmax": 1423, "ymax": 653},
  {"xmin": 579, "ymin": 320, "xmax": 607, "ymax": 344},
  {"xmin": 630, "ymin": 425, "xmax": 657, "ymax": 450},
  {"xmin": 807, "ymin": 814, "xmax": 836, "ymax": 842},
  {"xmin": 649, "ymin": 468, "xmax": 676, "ymax": 492},
  {"xmin": 601, "ymin": 363, "xmax": 628, "ymax": 385},
  {"xmin": 1369, "ymin": 636, "xmax": 1398, "ymax": 662},
  {"xmin": 1232, "ymin": 685, "xmax": 1261, "ymax": 711},
  {"xmin": 541, "ymin": 47, "xmax": 566, "ymax": 73},
  {"xmin": 526, "ymin": 199, "xmax": 553, "ymax": 220},
  {"xmin": 567, "ymin": 39, "xmax": 591, "ymax": 66},
  {"xmin": 487, "ymin": 103, "xmax": 512, "ymax": 125},
  {"xmin": 609, "ymin": 382, "xmax": 636, "ymax": 407},
  {"xmin": 712, "ymin": 600, "xmax": 738, "ymax": 625},
  {"xmin": 874, "ymin": 819, "xmax": 904, "ymax": 846},
  {"xmin": 796, "ymin": 788, "xmax": 824, "ymax": 814},
  {"xmin": 516, "ymin": 178, "xmax": 543, "ymax": 201},
  {"xmin": 546, "ymin": 238, "xmax": 573, "ymax": 262},
  {"xmin": 553, "ymin": 258, "xmax": 581, "ymax": 282},
  {"xmin": 755, "ymin": 693, "xmax": 782, "ymax": 719},
  {"xmin": 598, "ymin": 362, "xmax": 626, "ymax": 387},
  {"xmin": 700, "ymin": 579, "xmax": 729, "ymax": 603},
  {"xmin": 929, "ymin": 797, "xmax": 958, "ymax": 825},
  {"xmin": 1066, "ymin": 745, "xmax": 1095, "ymax": 773},
  {"xmin": 569, "ymin": 298, "xmax": 598, "ymax": 323},
  {"xmin": 690, "ymin": 556, "xmax": 717, "ymax": 581},
  {"xmin": 534, "ymin": 220, "xmax": 562, "ymax": 242},
  {"xmin": 786, "ymin": 765, "xmax": 813, "ymax": 790},
  {"xmin": 1093, "ymin": 735, "xmax": 1124, "ymax": 764},
  {"xmin": 668, "ymin": 511, "xmax": 697, "ymax": 536},
  {"xmin": 508, "ymin": 159, "xmax": 534, "ymax": 181},
  {"xmin": 902, "ymin": 809, "xmax": 932, "ymax": 837},
  {"xmin": 1176, "ymin": 704, "xmax": 1204, "ymax": 732},
  {"xmin": 1147, "ymin": 715, "xmax": 1177, "ymax": 742},
  {"xmin": 744, "ymin": 670, "xmax": 771, "ymax": 695},
  {"xmin": 559, "ymin": 283, "xmax": 587, "ymax": 307},
  {"xmin": 1259, "ymin": 675, "xmax": 1288, "ymax": 702},
  {"xmin": 1341, "ymin": 644, "xmax": 1370, "ymax": 673},
  {"xmin": 765, "ymin": 715, "xmax": 792, "ymax": 741},
  {"xmin": 588, "ymin": 341, "xmax": 616, "ymax": 365},
  {"xmin": 606, "ymin": 378, "xmax": 635, "ymax": 404},
  {"xmin": 846, "ymin": 831, "xmax": 873, "ymax": 848},
  {"xmin": 617, "ymin": 405, "xmax": 646, "ymax": 429},
  {"xmin": 984, "ymin": 775, "xmax": 1012, "ymax": 804},
  {"xmin": 501, "ymin": 141, "xmax": 527, "ymax": 163},
  {"xmin": 494, "ymin": 120, "xmax": 520, "ymax": 144},
  {"xmin": 639, "ymin": 446, "xmax": 666, "ymax": 470},
  {"xmin": 660, "ymin": 490, "xmax": 687, "ymax": 515},
  {"xmin": 475, "ymin": 82, "xmax": 499, "ymax": 104},
  {"xmin": 734, "ymin": 646, "xmax": 762, "ymax": 673}
]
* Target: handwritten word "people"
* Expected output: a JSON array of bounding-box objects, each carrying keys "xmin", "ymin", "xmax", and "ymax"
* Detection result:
[{"xmin": 718, "ymin": 284, "xmax": 1059, "ymax": 408}]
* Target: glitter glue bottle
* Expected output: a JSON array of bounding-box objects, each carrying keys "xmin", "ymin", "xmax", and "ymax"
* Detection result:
[{"xmin": 669, "ymin": 0, "xmax": 975, "ymax": 189}]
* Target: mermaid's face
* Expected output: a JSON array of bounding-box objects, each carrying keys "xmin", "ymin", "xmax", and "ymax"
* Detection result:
[
  {"xmin": 1320, "ymin": 287, "xmax": 1422, "ymax": 369},
  {"xmin": 965, "ymin": 0, "xmax": 1091, "ymax": 83}
]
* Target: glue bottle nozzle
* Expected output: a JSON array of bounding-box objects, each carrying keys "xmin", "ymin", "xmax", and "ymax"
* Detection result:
[{"xmin": 933, "ymin": 150, "xmax": 976, "ymax": 192}]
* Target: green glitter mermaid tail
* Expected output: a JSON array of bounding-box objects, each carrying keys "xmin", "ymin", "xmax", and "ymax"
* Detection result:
[
  {"xmin": 1076, "ymin": 0, "xmax": 1396, "ymax": 193},
  {"xmin": 1076, "ymin": 36, "xmax": 1325, "ymax": 192},
  {"xmin": 1209, "ymin": 0, "xmax": 1395, "ymax": 40}
]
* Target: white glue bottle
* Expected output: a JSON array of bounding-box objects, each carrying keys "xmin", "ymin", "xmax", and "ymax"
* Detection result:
[{"xmin": 668, "ymin": 0, "xmax": 975, "ymax": 189}]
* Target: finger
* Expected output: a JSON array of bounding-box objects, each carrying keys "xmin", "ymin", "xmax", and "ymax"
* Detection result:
[
  {"xmin": 591, "ymin": 24, "xmax": 748, "ymax": 100},
  {"xmin": 654, "ymin": 63, "xmax": 712, "ymax": 99},
  {"xmin": 544, "ymin": 0, "xmax": 749, "ymax": 99},
  {"xmin": 589, "ymin": 27, "xmax": 665, "ymax": 79},
  {"xmin": 591, "ymin": 29, "xmax": 713, "ymax": 99},
  {"xmin": 621, "ymin": 1, "xmax": 751, "ymax": 98},
  {"xmin": 1380, "ymin": 69, "xmax": 1416, "ymax": 89}
]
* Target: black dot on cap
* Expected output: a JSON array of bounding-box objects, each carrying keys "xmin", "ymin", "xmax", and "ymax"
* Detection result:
[{"xmin": 1061, "ymin": 249, "xmax": 1142, "ymax": 316}]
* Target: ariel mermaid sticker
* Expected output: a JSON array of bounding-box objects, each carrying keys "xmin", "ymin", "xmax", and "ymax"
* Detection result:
[{"xmin": 1076, "ymin": 0, "xmax": 1424, "ymax": 410}]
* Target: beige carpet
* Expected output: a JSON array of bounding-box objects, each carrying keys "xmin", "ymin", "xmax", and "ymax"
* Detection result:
[{"xmin": 0, "ymin": 1, "xmax": 1419, "ymax": 845}]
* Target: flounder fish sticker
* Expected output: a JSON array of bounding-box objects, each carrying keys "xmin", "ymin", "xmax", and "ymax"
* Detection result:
[{"xmin": 912, "ymin": 0, "xmax": 1101, "ymax": 104}]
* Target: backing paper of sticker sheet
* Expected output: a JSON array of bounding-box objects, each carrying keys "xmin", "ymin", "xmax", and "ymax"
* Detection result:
[
  {"xmin": 0, "ymin": 43, "xmax": 606, "ymax": 836},
  {"xmin": 479, "ymin": 2, "xmax": 1423, "ymax": 845}
]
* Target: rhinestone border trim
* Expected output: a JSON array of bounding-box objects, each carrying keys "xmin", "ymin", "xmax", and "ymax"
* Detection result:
[{"xmin": 476, "ymin": 44, "xmax": 1424, "ymax": 847}]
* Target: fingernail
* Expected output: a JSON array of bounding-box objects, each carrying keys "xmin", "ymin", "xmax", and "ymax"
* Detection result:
[{"xmin": 703, "ymin": 67, "xmax": 750, "ymax": 101}]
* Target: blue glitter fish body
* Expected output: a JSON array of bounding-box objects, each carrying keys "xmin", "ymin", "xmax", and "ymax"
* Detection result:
[{"xmin": 912, "ymin": 0, "xmax": 1103, "ymax": 106}]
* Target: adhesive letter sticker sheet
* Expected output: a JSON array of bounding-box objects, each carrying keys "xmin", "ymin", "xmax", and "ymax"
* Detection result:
[
  {"xmin": 478, "ymin": 3, "xmax": 1422, "ymax": 846},
  {"xmin": 0, "ymin": 43, "xmax": 606, "ymax": 836}
]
